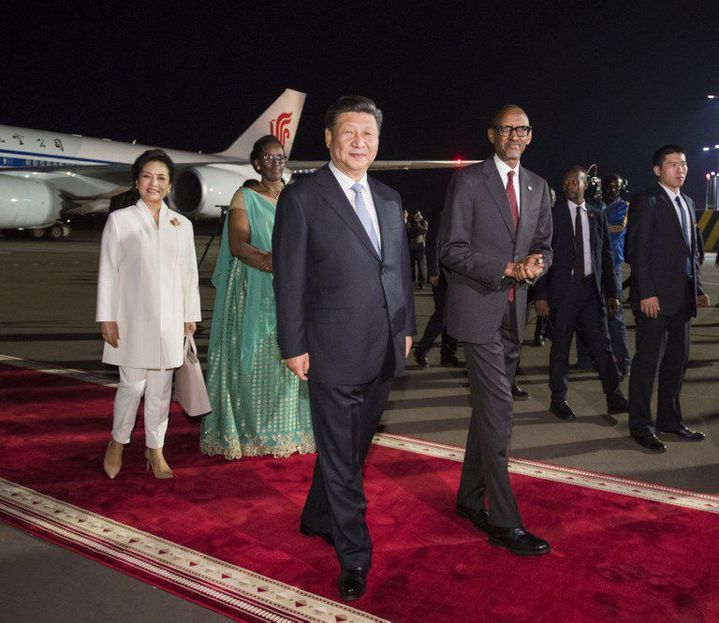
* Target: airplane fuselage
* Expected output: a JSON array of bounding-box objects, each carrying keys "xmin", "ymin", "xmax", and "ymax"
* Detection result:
[
  {"xmin": 0, "ymin": 125, "xmax": 228, "ymax": 170},
  {"xmin": 0, "ymin": 89, "xmax": 307, "ymax": 235}
]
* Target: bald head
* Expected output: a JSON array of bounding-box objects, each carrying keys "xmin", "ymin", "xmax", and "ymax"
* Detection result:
[
  {"xmin": 562, "ymin": 166, "xmax": 588, "ymax": 204},
  {"xmin": 488, "ymin": 105, "xmax": 532, "ymax": 167},
  {"xmin": 490, "ymin": 104, "xmax": 528, "ymax": 128}
]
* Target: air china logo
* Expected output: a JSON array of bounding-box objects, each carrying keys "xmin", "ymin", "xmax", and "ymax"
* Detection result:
[{"xmin": 270, "ymin": 112, "xmax": 293, "ymax": 147}]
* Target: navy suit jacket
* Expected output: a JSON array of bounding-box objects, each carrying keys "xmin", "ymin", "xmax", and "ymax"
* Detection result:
[
  {"xmin": 626, "ymin": 183, "xmax": 703, "ymax": 317},
  {"xmin": 534, "ymin": 199, "xmax": 618, "ymax": 306},
  {"xmin": 272, "ymin": 165, "xmax": 416, "ymax": 385}
]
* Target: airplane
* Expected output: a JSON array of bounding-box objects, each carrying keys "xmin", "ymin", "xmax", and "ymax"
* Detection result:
[{"xmin": 0, "ymin": 89, "xmax": 472, "ymax": 240}]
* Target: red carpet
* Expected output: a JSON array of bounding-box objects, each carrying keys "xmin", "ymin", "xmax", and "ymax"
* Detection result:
[{"xmin": 1, "ymin": 361, "xmax": 719, "ymax": 622}]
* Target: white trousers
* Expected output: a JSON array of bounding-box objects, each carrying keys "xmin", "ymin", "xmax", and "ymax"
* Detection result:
[{"xmin": 111, "ymin": 366, "xmax": 174, "ymax": 449}]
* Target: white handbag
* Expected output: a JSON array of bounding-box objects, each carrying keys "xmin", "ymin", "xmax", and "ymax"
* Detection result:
[{"xmin": 174, "ymin": 333, "xmax": 212, "ymax": 417}]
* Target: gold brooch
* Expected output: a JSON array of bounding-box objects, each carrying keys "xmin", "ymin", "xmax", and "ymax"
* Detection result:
[{"xmin": 169, "ymin": 217, "xmax": 180, "ymax": 228}]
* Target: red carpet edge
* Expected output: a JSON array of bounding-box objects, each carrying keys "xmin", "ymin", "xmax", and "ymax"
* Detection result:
[{"xmin": 2, "ymin": 353, "xmax": 717, "ymax": 514}]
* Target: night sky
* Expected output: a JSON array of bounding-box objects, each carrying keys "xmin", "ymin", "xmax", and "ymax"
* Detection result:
[{"xmin": 4, "ymin": 1, "xmax": 719, "ymax": 213}]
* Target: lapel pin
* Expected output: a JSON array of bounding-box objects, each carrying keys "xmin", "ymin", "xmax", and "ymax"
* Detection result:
[{"xmin": 527, "ymin": 185, "xmax": 532, "ymax": 191}]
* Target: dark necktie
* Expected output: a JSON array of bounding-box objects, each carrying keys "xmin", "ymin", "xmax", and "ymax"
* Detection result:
[
  {"xmin": 674, "ymin": 196, "xmax": 692, "ymax": 276},
  {"xmin": 574, "ymin": 205, "xmax": 585, "ymax": 282},
  {"xmin": 506, "ymin": 171, "xmax": 519, "ymax": 302},
  {"xmin": 506, "ymin": 170, "xmax": 519, "ymax": 230}
]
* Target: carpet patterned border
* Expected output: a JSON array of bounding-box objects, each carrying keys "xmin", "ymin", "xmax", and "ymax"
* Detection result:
[
  {"xmin": 0, "ymin": 478, "xmax": 388, "ymax": 623},
  {"xmin": 374, "ymin": 433, "xmax": 719, "ymax": 513}
]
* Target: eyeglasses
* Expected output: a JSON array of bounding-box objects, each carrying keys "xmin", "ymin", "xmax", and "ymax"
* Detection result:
[
  {"xmin": 493, "ymin": 125, "xmax": 532, "ymax": 138},
  {"xmin": 262, "ymin": 154, "xmax": 288, "ymax": 164}
]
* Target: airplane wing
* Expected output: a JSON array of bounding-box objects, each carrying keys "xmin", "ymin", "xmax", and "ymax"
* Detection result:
[{"xmin": 288, "ymin": 160, "xmax": 480, "ymax": 174}]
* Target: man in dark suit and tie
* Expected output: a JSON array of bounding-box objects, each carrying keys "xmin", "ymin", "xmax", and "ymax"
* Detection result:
[
  {"xmin": 272, "ymin": 96, "xmax": 415, "ymax": 600},
  {"xmin": 534, "ymin": 166, "xmax": 629, "ymax": 420},
  {"xmin": 625, "ymin": 145, "xmax": 709, "ymax": 452},
  {"xmin": 441, "ymin": 105, "xmax": 552, "ymax": 556}
]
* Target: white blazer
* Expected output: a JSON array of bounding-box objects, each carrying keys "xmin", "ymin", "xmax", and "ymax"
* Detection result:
[{"xmin": 96, "ymin": 201, "xmax": 202, "ymax": 369}]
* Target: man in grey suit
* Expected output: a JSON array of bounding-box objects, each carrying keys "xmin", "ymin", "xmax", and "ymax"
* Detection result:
[
  {"xmin": 273, "ymin": 96, "xmax": 415, "ymax": 600},
  {"xmin": 441, "ymin": 105, "xmax": 553, "ymax": 555}
]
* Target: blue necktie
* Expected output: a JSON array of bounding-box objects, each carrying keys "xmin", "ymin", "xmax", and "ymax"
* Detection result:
[
  {"xmin": 351, "ymin": 183, "xmax": 381, "ymax": 257},
  {"xmin": 674, "ymin": 196, "xmax": 692, "ymax": 276}
]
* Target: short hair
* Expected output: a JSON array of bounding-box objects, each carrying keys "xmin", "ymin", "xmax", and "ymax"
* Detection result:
[
  {"xmin": 564, "ymin": 165, "xmax": 588, "ymax": 180},
  {"xmin": 131, "ymin": 149, "xmax": 175, "ymax": 183},
  {"xmin": 250, "ymin": 135, "xmax": 284, "ymax": 170},
  {"xmin": 489, "ymin": 104, "xmax": 527, "ymax": 128},
  {"xmin": 653, "ymin": 144, "xmax": 685, "ymax": 167},
  {"xmin": 325, "ymin": 96, "xmax": 383, "ymax": 133},
  {"xmin": 602, "ymin": 173, "xmax": 623, "ymax": 185}
]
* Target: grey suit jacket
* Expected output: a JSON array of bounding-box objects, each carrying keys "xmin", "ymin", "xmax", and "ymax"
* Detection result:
[
  {"xmin": 272, "ymin": 165, "xmax": 416, "ymax": 385},
  {"xmin": 440, "ymin": 158, "xmax": 553, "ymax": 343}
]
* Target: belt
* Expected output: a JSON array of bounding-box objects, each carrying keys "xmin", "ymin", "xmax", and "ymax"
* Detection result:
[{"xmin": 573, "ymin": 273, "xmax": 594, "ymax": 285}]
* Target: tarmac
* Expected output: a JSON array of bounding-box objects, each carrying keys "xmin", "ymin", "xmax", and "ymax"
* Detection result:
[{"xmin": 1, "ymin": 225, "xmax": 717, "ymax": 622}]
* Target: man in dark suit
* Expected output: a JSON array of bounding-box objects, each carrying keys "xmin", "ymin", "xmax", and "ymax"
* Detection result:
[
  {"xmin": 626, "ymin": 145, "xmax": 709, "ymax": 452},
  {"xmin": 441, "ymin": 105, "xmax": 552, "ymax": 556},
  {"xmin": 534, "ymin": 167, "xmax": 628, "ymax": 420},
  {"xmin": 414, "ymin": 207, "xmax": 461, "ymax": 367},
  {"xmin": 272, "ymin": 96, "xmax": 415, "ymax": 600}
]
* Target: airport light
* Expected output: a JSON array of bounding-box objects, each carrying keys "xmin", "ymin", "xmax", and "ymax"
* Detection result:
[
  {"xmin": 706, "ymin": 172, "xmax": 716, "ymax": 208},
  {"xmin": 703, "ymin": 145, "xmax": 719, "ymax": 208}
]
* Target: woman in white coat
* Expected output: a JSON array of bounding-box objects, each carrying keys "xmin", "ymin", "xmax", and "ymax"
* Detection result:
[{"xmin": 97, "ymin": 149, "xmax": 201, "ymax": 479}]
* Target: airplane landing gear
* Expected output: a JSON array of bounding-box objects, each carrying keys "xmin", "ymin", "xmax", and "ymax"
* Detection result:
[
  {"xmin": 48, "ymin": 223, "xmax": 64, "ymax": 241},
  {"xmin": 28, "ymin": 221, "xmax": 72, "ymax": 241}
]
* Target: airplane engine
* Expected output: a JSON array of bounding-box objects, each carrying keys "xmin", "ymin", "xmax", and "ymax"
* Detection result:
[
  {"xmin": 0, "ymin": 176, "xmax": 57, "ymax": 229},
  {"xmin": 172, "ymin": 166, "xmax": 245, "ymax": 219}
]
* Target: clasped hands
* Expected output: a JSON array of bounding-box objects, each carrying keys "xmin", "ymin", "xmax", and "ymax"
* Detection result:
[
  {"xmin": 257, "ymin": 251, "xmax": 273, "ymax": 273},
  {"xmin": 505, "ymin": 253, "xmax": 544, "ymax": 283}
]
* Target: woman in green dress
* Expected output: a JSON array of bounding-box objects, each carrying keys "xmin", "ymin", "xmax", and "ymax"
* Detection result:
[{"xmin": 201, "ymin": 136, "xmax": 314, "ymax": 459}]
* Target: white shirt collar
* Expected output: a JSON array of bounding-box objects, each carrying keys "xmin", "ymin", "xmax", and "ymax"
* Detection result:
[
  {"xmin": 493, "ymin": 153, "xmax": 519, "ymax": 179},
  {"xmin": 567, "ymin": 199, "xmax": 587, "ymax": 211},
  {"xmin": 658, "ymin": 182, "xmax": 682, "ymax": 202},
  {"xmin": 328, "ymin": 161, "xmax": 368, "ymax": 192}
]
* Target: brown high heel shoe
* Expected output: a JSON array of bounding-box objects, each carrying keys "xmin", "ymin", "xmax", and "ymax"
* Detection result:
[
  {"xmin": 145, "ymin": 448, "xmax": 173, "ymax": 480},
  {"xmin": 103, "ymin": 438, "xmax": 124, "ymax": 479}
]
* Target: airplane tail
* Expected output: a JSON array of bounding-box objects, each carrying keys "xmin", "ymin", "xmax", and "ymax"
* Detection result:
[{"xmin": 219, "ymin": 89, "xmax": 306, "ymax": 159}]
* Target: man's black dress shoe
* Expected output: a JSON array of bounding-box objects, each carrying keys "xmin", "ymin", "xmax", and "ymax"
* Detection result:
[
  {"xmin": 338, "ymin": 567, "xmax": 366, "ymax": 601},
  {"xmin": 440, "ymin": 354, "xmax": 464, "ymax": 367},
  {"xmin": 606, "ymin": 392, "xmax": 629, "ymax": 415},
  {"xmin": 456, "ymin": 504, "xmax": 489, "ymax": 533},
  {"xmin": 486, "ymin": 525, "xmax": 550, "ymax": 556},
  {"xmin": 657, "ymin": 424, "xmax": 705, "ymax": 441},
  {"xmin": 630, "ymin": 433, "xmax": 666, "ymax": 452},
  {"xmin": 511, "ymin": 382, "xmax": 530, "ymax": 401},
  {"xmin": 299, "ymin": 524, "xmax": 334, "ymax": 547},
  {"xmin": 414, "ymin": 349, "xmax": 430, "ymax": 368},
  {"xmin": 549, "ymin": 400, "xmax": 576, "ymax": 421}
]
